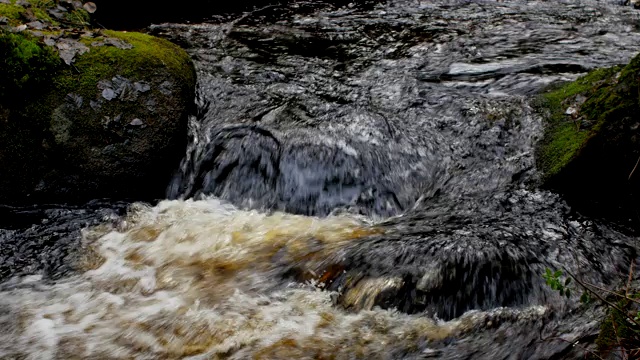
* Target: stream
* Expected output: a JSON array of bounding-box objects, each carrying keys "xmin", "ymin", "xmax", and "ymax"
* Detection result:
[{"xmin": 3, "ymin": 0, "xmax": 640, "ymax": 358}]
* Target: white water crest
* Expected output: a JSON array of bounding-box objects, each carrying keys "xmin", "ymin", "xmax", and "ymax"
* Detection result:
[{"xmin": 1, "ymin": 198, "xmax": 512, "ymax": 359}]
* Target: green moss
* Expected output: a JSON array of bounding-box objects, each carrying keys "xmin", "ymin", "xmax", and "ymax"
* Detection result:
[
  {"xmin": 64, "ymin": 8, "xmax": 89, "ymax": 26},
  {"xmin": 54, "ymin": 30, "xmax": 195, "ymax": 99},
  {"xmin": 536, "ymin": 66, "xmax": 623, "ymax": 178},
  {"xmin": 31, "ymin": 7, "xmax": 54, "ymax": 23},
  {"xmin": 0, "ymin": 3, "xmax": 25, "ymax": 25},
  {"xmin": 0, "ymin": 29, "xmax": 61, "ymax": 100},
  {"xmin": 0, "ymin": 0, "xmax": 66, "ymax": 26}
]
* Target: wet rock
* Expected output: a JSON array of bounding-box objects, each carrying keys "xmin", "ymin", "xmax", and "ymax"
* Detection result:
[
  {"xmin": 0, "ymin": 14, "xmax": 196, "ymax": 204},
  {"xmin": 536, "ymin": 53, "xmax": 640, "ymax": 221},
  {"xmin": 0, "ymin": 202, "xmax": 128, "ymax": 282}
]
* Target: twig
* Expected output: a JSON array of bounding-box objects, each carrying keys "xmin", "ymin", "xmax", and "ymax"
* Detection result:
[
  {"xmin": 564, "ymin": 268, "xmax": 640, "ymax": 329},
  {"xmin": 581, "ymin": 282, "xmax": 640, "ymax": 306},
  {"xmin": 627, "ymin": 260, "xmax": 635, "ymax": 298},
  {"xmin": 611, "ymin": 313, "xmax": 629, "ymax": 360},
  {"xmin": 629, "ymin": 154, "xmax": 640, "ymax": 180}
]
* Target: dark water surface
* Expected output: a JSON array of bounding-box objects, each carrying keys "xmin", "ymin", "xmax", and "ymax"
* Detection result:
[{"xmin": 3, "ymin": 0, "xmax": 640, "ymax": 358}]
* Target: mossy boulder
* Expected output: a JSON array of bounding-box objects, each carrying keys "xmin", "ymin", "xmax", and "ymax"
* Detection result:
[
  {"xmin": 535, "ymin": 53, "xmax": 640, "ymax": 220},
  {"xmin": 0, "ymin": 1, "xmax": 196, "ymax": 204}
]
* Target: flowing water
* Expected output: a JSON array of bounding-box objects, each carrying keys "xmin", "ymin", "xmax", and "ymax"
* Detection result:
[{"xmin": 3, "ymin": 0, "xmax": 640, "ymax": 359}]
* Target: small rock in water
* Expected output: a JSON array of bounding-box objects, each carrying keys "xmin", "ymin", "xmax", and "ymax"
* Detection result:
[
  {"xmin": 83, "ymin": 2, "xmax": 97, "ymax": 14},
  {"xmin": 422, "ymin": 348, "xmax": 442, "ymax": 358}
]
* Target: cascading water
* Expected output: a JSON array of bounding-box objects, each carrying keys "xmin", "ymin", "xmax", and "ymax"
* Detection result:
[{"xmin": 2, "ymin": 0, "xmax": 640, "ymax": 358}]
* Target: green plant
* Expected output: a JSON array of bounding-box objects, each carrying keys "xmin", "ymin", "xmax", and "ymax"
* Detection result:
[
  {"xmin": 543, "ymin": 268, "xmax": 592, "ymax": 303},
  {"xmin": 543, "ymin": 265, "xmax": 640, "ymax": 358}
]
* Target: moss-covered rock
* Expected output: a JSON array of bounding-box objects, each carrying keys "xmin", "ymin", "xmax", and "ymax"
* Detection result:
[
  {"xmin": 535, "ymin": 53, "xmax": 640, "ymax": 220},
  {"xmin": 0, "ymin": 1, "xmax": 196, "ymax": 204}
]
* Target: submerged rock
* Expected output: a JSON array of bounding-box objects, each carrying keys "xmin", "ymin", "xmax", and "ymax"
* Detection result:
[
  {"xmin": 535, "ymin": 52, "xmax": 640, "ymax": 221},
  {"xmin": 0, "ymin": 2, "xmax": 196, "ymax": 204}
]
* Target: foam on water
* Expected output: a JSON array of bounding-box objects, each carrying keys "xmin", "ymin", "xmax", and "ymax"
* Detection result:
[{"xmin": 0, "ymin": 198, "xmax": 500, "ymax": 359}]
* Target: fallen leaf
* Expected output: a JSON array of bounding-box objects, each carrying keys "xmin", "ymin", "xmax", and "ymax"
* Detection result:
[
  {"xmin": 26, "ymin": 21, "xmax": 45, "ymax": 30},
  {"xmin": 129, "ymin": 118, "xmax": 144, "ymax": 126},
  {"xmin": 83, "ymin": 2, "xmax": 97, "ymax": 14},
  {"xmin": 44, "ymin": 36, "xmax": 57, "ymax": 46},
  {"xmin": 102, "ymin": 88, "xmax": 116, "ymax": 101},
  {"xmin": 55, "ymin": 38, "xmax": 90, "ymax": 65}
]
